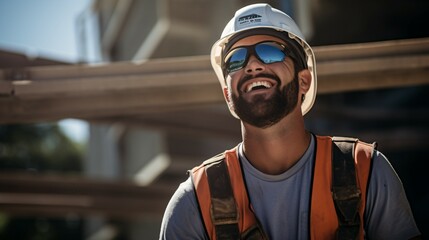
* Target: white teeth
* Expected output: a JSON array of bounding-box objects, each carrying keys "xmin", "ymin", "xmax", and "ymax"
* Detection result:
[{"xmin": 246, "ymin": 81, "xmax": 272, "ymax": 93}]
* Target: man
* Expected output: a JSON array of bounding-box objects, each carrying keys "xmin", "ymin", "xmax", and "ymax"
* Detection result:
[{"xmin": 159, "ymin": 3, "xmax": 421, "ymax": 239}]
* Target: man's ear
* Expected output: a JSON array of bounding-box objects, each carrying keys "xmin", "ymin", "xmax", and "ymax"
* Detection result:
[
  {"xmin": 223, "ymin": 87, "xmax": 230, "ymax": 101},
  {"xmin": 298, "ymin": 69, "xmax": 312, "ymax": 94},
  {"xmin": 223, "ymin": 87, "xmax": 235, "ymax": 111}
]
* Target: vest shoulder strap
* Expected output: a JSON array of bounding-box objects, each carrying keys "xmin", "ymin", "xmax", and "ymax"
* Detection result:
[
  {"xmin": 331, "ymin": 136, "xmax": 377, "ymax": 240},
  {"xmin": 205, "ymin": 153, "xmax": 240, "ymax": 239},
  {"xmin": 191, "ymin": 149, "xmax": 267, "ymax": 240}
]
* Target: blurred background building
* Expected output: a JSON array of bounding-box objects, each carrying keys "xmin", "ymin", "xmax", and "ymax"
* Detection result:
[{"xmin": 1, "ymin": 0, "xmax": 428, "ymax": 239}]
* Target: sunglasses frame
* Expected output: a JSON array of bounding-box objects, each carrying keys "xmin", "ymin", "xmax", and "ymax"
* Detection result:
[{"xmin": 222, "ymin": 41, "xmax": 294, "ymax": 75}]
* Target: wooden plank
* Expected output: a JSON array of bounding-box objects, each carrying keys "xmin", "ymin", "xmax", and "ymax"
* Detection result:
[
  {"xmin": 0, "ymin": 55, "xmax": 212, "ymax": 81},
  {"xmin": 0, "ymin": 38, "xmax": 428, "ymax": 124},
  {"xmin": 0, "ymin": 80, "xmax": 13, "ymax": 95},
  {"xmin": 0, "ymin": 84, "xmax": 222, "ymax": 123},
  {"xmin": 0, "ymin": 172, "xmax": 174, "ymax": 219},
  {"xmin": 318, "ymin": 63, "xmax": 429, "ymax": 94},
  {"xmin": 315, "ymin": 37, "xmax": 429, "ymax": 60}
]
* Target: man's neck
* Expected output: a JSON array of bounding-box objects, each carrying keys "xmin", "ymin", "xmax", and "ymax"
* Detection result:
[{"xmin": 241, "ymin": 111, "xmax": 311, "ymax": 175}]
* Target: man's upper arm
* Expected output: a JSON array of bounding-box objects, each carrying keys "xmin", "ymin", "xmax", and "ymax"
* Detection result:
[
  {"xmin": 364, "ymin": 151, "xmax": 421, "ymax": 239},
  {"xmin": 159, "ymin": 177, "xmax": 207, "ymax": 240}
]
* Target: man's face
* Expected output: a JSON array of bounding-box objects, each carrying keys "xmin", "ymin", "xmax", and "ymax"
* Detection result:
[{"xmin": 224, "ymin": 35, "xmax": 300, "ymax": 128}]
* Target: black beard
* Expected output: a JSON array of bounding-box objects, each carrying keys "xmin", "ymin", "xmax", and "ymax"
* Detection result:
[{"xmin": 232, "ymin": 73, "xmax": 299, "ymax": 128}]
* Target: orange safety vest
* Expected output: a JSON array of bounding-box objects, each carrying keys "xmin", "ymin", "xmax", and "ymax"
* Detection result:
[{"xmin": 191, "ymin": 136, "xmax": 376, "ymax": 240}]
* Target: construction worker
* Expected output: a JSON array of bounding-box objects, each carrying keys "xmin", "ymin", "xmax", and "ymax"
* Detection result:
[{"xmin": 159, "ymin": 3, "xmax": 421, "ymax": 240}]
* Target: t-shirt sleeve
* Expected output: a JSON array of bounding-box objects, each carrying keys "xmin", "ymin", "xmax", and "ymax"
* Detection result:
[
  {"xmin": 364, "ymin": 151, "xmax": 421, "ymax": 239},
  {"xmin": 159, "ymin": 176, "xmax": 208, "ymax": 240}
]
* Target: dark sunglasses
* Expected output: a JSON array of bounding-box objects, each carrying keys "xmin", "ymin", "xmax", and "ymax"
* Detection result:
[{"xmin": 222, "ymin": 41, "xmax": 293, "ymax": 74}]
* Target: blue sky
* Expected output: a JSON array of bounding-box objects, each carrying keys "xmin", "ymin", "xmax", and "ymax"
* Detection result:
[
  {"xmin": 0, "ymin": 0, "xmax": 92, "ymax": 142},
  {"xmin": 0, "ymin": 0, "xmax": 91, "ymax": 62}
]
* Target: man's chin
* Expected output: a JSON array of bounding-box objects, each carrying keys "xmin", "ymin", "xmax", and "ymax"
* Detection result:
[{"xmin": 235, "ymin": 103, "xmax": 284, "ymax": 128}]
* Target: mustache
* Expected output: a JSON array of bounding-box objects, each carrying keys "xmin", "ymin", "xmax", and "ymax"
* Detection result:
[{"xmin": 238, "ymin": 73, "xmax": 281, "ymax": 90}]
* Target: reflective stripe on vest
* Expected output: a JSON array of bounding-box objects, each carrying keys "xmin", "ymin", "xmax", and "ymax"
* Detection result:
[{"xmin": 191, "ymin": 135, "xmax": 374, "ymax": 239}]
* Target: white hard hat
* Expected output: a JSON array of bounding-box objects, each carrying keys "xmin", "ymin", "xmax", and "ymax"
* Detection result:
[{"xmin": 210, "ymin": 3, "xmax": 317, "ymax": 117}]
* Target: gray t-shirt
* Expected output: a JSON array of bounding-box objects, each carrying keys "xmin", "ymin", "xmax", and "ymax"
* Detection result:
[{"xmin": 159, "ymin": 135, "xmax": 420, "ymax": 239}]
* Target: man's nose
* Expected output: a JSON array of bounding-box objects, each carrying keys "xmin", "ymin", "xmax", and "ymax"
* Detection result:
[{"xmin": 244, "ymin": 55, "xmax": 265, "ymax": 74}]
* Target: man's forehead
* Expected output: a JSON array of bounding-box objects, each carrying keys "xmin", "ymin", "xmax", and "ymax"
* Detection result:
[{"xmin": 229, "ymin": 35, "xmax": 287, "ymax": 49}]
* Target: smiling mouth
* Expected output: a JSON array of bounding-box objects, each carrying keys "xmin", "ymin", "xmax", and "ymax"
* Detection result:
[{"xmin": 245, "ymin": 81, "xmax": 273, "ymax": 93}]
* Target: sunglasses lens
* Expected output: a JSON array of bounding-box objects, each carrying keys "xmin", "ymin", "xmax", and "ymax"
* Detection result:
[
  {"xmin": 226, "ymin": 48, "xmax": 247, "ymax": 73},
  {"xmin": 224, "ymin": 42, "xmax": 287, "ymax": 74},
  {"xmin": 255, "ymin": 43, "xmax": 286, "ymax": 64}
]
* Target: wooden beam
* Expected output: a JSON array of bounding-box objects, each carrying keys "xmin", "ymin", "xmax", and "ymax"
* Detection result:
[
  {"xmin": 0, "ymin": 172, "xmax": 174, "ymax": 219},
  {"xmin": 1, "ymin": 38, "xmax": 428, "ymax": 124}
]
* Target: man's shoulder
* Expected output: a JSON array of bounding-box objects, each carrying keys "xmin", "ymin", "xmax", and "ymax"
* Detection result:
[
  {"xmin": 160, "ymin": 177, "xmax": 207, "ymax": 239},
  {"xmin": 190, "ymin": 147, "xmax": 238, "ymax": 174},
  {"xmin": 316, "ymin": 134, "xmax": 374, "ymax": 144},
  {"xmin": 205, "ymin": 152, "xmax": 229, "ymax": 163}
]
